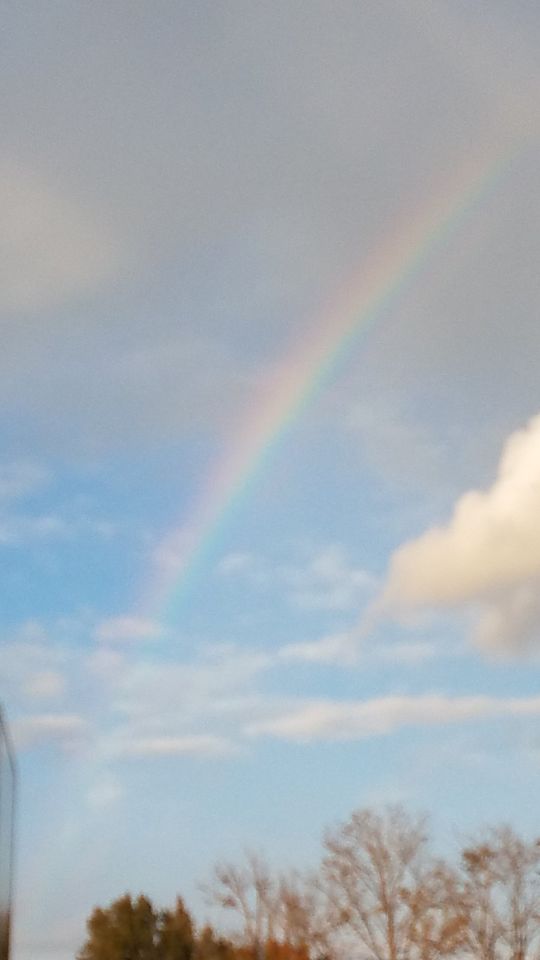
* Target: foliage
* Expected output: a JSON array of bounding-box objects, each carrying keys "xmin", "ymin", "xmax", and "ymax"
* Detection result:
[
  {"xmin": 158, "ymin": 898, "xmax": 196, "ymax": 960},
  {"xmin": 78, "ymin": 895, "xmax": 194, "ymax": 960}
]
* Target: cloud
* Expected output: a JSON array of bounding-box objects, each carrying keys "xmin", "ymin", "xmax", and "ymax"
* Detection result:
[
  {"xmin": 0, "ymin": 461, "xmax": 50, "ymax": 500},
  {"xmin": 0, "ymin": 514, "xmax": 68, "ymax": 545},
  {"xmin": 13, "ymin": 713, "xmax": 87, "ymax": 750},
  {"xmin": 22, "ymin": 670, "xmax": 65, "ymax": 700},
  {"xmin": 345, "ymin": 397, "xmax": 446, "ymax": 492},
  {"xmin": 0, "ymin": 163, "xmax": 121, "ymax": 313},
  {"xmin": 474, "ymin": 585, "xmax": 540, "ymax": 655},
  {"xmin": 376, "ymin": 413, "xmax": 540, "ymax": 652},
  {"xmin": 375, "ymin": 641, "xmax": 444, "ymax": 664},
  {"xmin": 247, "ymin": 694, "xmax": 540, "ymax": 743},
  {"xmin": 0, "ymin": 512, "xmax": 114, "ymax": 547},
  {"xmin": 0, "ymin": 622, "xmax": 271, "ymax": 762},
  {"xmin": 0, "ymin": 629, "xmax": 72, "ymax": 701},
  {"xmin": 119, "ymin": 734, "xmax": 237, "ymax": 758},
  {"xmin": 283, "ymin": 545, "xmax": 375, "ymax": 612},
  {"xmin": 219, "ymin": 544, "xmax": 375, "ymax": 613},
  {"xmin": 278, "ymin": 633, "xmax": 451, "ymax": 668},
  {"xmin": 86, "ymin": 778, "xmax": 123, "ymax": 810},
  {"xmin": 93, "ymin": 616, "xmax": 164, "ymax": 644},
  {"xmin": 217, "ymin": 552, "xmax": 258, "ymax": 576},
  {"xmin": 278, "ymin": 631, "xmax": 359, "ymax": 665},
  {"xmin": 114, "ymin": 648, "xmax": 271, "ymax": 723}
]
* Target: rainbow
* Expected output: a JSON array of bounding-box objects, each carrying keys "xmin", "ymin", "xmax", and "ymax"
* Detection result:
[{"xmin": 149, "ymin": 144, "xmax": 521, "ymax": 625}]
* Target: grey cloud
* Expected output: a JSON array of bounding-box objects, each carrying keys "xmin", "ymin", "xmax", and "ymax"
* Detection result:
[
  {"xmin": 474, "ymin": 583, "xmax": 540, "ymax": 656},
  {"xmin": 2, "ymin": 1, "xmax": 539, "ymax": 454},
  {"xmin": 0, "ymin": 164, "xmax": 121, "ymax": 314},
  {"xmin": 0, "ymin": 325, "xmax": 252, "ymax": 454}
]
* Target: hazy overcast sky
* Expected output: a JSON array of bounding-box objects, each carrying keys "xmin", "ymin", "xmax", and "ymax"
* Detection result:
[{"xmin": 2, "ymin": 3, "xmax": 540, "ymax": 959}]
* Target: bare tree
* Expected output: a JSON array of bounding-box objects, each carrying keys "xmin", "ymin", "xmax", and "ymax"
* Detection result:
[
  {"xmin": 321, "ymin": 806, "xmax": 430, "ymax": 960},
  {"xmin": 461, "ymin": 839, "xmax": 501, "ymax": 960},
  {"xmin": 205, "ymin": 855, "xmax": 331, "ymax": 960},
  {"xmin": 461, "ymin": 826, "xmax": 540, "ymax": 960},
  {"xmin": 495, "ymin": 826, "xmax": 540, "ymax": 960},
  {"xmin": 277, "ymin": 871, "xmax": 332, "ymax": 960},
  {"xmin": 403, "ymin": 860, "xmax": 468, "ymax": 960},
  {"xmin": 205, "ymin": 851, "xmax": 279, "ymax": 953}
]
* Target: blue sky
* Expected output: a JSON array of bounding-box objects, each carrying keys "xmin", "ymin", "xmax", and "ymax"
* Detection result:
[{"xmin": 2, "ymin": 2, "xmax": 540, "ymax": 958}]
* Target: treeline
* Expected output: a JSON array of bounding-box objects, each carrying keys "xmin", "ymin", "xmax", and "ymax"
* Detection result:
[
  {"xmin": 77, "ymin": 895, "xmax": 307, "ymax": 960},
  {"xmin": 78, "ymin": 806, "xmax": 540, "ymax": 960}
]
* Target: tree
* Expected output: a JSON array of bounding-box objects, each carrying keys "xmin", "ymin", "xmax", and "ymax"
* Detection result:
[
  {"xmin": 402, "ymin": 860, "xmax": 468, "ymax": 960},
  {"xmin": 275, "ymin": 872, "xmax": 331, "ymax": 960},
  {"xmin": 78, "ymin": 894, "xmax": 159, "ymax": 960},
  {"xmin": 158, "ymin": 898, "xmax": 196, "ymax": 960},
  {"xmin": 79, "ymin": 894, "xmax": 202, "ymax": 960},
  {"xmin": 195, "ymin": 925, "xmax": 237, "ymax": 960},
  {"xmin": 460, "ymin": 826, "xmax": 540, "ymax": 960},
  {"xmin": 205, "ymin": 855, "xmax": 330, "ymax": 960},
  {"xmin": 494, "ymin": 826, "xmax": 540, "ymax": 960},
  {"xmin": 322, "ymin": 806, "xmax": 432, "ymax": 960},
  {"xmin": 205, "ymin": 851, "xmax": 278, "ymax": 950}
]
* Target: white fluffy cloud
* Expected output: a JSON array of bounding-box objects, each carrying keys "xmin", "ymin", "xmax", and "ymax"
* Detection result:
[
  {"xmin": 378, "ymin": 413, "xmax": 540, "ymax": 652},
  {"xmin": 248, "ymin": 694, "xmax": 540, "ymax": 743}
]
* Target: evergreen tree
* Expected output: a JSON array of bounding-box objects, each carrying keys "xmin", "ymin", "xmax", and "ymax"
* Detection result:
[
  {"xmin": 78, "ymin": 894, "xmax": 159, "ymax": 960},
  {"xmin": 196, "ymin": 924, "xmax": 237, "ymax": 960},
  {"xmin": 158, "ymin": 898, "xmax": 195, "ymax": 960}
]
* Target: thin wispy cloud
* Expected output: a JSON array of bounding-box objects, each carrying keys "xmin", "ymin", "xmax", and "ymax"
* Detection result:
[
  {"xmin": 119, "ymin": 734, "xmax": 239, "ymax": 758},
  {"xmin": 247, "ymin": 694, "xmax": 540, "ymax": 743},
  {"xmin": 219, "ymin": 543, "xmax": 376, "ymax": 612},
  {"xmin": 0, "ymin": 460, "xmax": 51, "ymax": 500},
  {"xmin": 93, "ymin": 616, "xmax": 164, "ymax": 644},
  {"xmin": 278, "ymin": 631, "xmax": 359, "ymax": 666},
  {"xmin": 13, "ymin": 713, "xmax": 88, "ymax": 750},
  {"xmin": 21, "ymin": 670, "xmax": 66, "ymax": 700}
]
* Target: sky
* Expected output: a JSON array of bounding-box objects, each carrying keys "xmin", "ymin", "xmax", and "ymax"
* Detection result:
[{"xmin": 1, "ymin": 2, "xmax": 540, "ymax": 958}]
